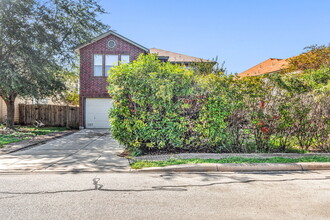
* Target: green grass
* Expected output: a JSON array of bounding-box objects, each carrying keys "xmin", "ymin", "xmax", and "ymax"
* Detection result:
[
  {"xmin": 130, "ymin": 156, "xmax": 330, "ymax": 169},
  {"xmin": 21, "ymin": 126, "xmax": 67, "ymax": 136},
  {"xmin": 0, "ymin": 126, "xmax": 68, "ymax": 148},
  {"xmin": 0, "ymin": 136, "xmax": 23, "ymax": 146}
]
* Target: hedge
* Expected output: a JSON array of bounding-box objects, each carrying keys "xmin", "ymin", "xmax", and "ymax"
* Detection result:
[{"xmin": 108, "ymin": 54, "xmax": 330, "ymax": 155}]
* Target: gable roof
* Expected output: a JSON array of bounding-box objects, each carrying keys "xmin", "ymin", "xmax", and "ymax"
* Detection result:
[
  {"xmin": 150, "ymin": 48, "xmax": 210, "ymax": 63},
  {"xmin": 238, "ymin": 58, "xmax": 289, "ymax": 77},
  {"xmin": 75, "ymin": 30, "xmax": 149, "ymax": 53}
]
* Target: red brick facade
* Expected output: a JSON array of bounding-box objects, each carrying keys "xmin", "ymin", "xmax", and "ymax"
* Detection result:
[{"xmin": 78, "ymin": 33, "xmax": 147, "ymax": 128}]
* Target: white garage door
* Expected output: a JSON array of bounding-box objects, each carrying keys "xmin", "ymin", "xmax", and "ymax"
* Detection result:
[{"xmin": 85, "ymin": 98, "xmax": 113, "ymax": 128}]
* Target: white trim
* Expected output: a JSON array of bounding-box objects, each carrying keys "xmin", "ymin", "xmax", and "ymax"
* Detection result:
[{"xmin": 75, "ymin": 30, "xmax": 149, "ymax": 53}]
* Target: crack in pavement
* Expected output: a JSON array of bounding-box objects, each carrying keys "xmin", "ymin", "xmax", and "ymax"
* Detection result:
[{"xmin": 0, "ymin": 176, "xmax": 329, "ymax": 199}]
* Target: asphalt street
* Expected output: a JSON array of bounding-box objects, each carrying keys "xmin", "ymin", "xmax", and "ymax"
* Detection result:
[{"xmin": 0, "ymin": 171, "xmax": 329, "ymax": 220}]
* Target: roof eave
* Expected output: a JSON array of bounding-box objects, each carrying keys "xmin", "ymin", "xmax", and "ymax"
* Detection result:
[{"xmin": 75, "ymin": 30, "xmax": 149, "ymax": 54}]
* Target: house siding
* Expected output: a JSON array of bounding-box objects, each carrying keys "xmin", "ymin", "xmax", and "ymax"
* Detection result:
[
  {"xmin": 79, "ymin": 33, "xmax": 147, "ymax": 128},
  {"xmin": 0, "ymin": 97, "xmax": 27, "ymax": 124}
]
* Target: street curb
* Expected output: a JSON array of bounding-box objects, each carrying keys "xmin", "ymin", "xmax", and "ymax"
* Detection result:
[
  {"xmin": 2, "ymin": 163, "xmax": 329, "ymax": 174},
  {"xmin": 131, "ymin": 162, "xmax": 330, "ymax": 172}
]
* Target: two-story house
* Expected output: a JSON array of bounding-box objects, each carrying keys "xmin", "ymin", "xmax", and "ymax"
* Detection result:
[{"xmin": 75, "ymin": 31, "xmax": 209, "ymax": 129}]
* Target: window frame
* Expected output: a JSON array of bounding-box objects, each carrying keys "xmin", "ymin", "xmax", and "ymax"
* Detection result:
[{"xmin": 92, "ymin": 54, "xmax": 131, "ymax": 77}]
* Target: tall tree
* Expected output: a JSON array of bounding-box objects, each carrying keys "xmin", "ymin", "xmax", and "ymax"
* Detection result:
[
  {"xmin": 0, "ymin": 0, "xmax": 108, "ymax": 128},
  {"xmin": 286, "ymin": 44, "xmax": 330, "ymax": 72},
  {"xmin": 58, "ymin": 66, "xmax": 80, "ymax": 106}
]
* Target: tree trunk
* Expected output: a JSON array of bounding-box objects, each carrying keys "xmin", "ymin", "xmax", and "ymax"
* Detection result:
[{"xmin": 4, "ymin": 94, "xmax": 17, "ymax": 129}]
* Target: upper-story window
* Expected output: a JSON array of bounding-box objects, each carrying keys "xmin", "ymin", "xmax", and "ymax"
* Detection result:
[
  {"xmin": 105, "ymin": 55, "xmax": 118, "ymax": 76},
  {"xmin": 121, "ymin": 55, "xmax": 130, "ymax": 64},
  {"xmin": 93, "ymin": 54, "xmax": 103, "ymax": 76},
  {"xmin": 93, "ymin": 54, "xmax": 129, "ymax": 76}
]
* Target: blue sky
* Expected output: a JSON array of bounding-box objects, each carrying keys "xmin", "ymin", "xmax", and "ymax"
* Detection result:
[{"xmin": 99, "ymin": 0, "xmax": 330, "ymax": 74}]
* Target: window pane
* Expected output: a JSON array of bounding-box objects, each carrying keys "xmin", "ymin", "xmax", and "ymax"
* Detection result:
[
  {"xmin": 94, "ymin": 55, "xmax": 102, "ymax": 65},
  {"xmin": 121, "ymin": 55, "xmax": 130, "ymax": 64},
  {"xmin": 105, "ymin": 65, "xmax": 111, "ymax": 75},
  {"xmin": 105, "ymin": 55, "xmax": 118, "ymax": 66},
  {"xmin": 94, "ymin": 55, "xmax": 103, "ymax": 76},
  {"xmin": 105, "ymin": 55, "xmax": 118, "ymax": 76},
  {"xmin": 94, "ymin": 66, "xmax": 102, "ymax": 76}
]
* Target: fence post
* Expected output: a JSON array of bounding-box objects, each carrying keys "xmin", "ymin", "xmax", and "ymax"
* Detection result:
[{"xmin": 66, "ymin": 106, "xmax": 69, "ymax": 129}]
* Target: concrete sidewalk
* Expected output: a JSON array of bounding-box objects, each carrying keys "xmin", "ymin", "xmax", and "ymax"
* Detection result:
[
  {"xmin": 0, "ymin": 129, "xmax": 130, "ymax": 173},
  {"xmin": 1, "ymin": 130, "xmax": 329, "ymax": 173}
]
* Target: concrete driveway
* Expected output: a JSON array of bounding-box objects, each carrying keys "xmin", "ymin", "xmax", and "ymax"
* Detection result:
[{"xmin": 0, "ymin": 129, "xmax": 129, "ymax": 172}]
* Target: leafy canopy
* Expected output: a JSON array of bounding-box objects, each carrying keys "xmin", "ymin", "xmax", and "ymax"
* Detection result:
[
  {"xmin": 0, "ymin": 0, "xmax": 108, "ymax": 101},
  {"xmin": 286, "ymin": 44, "xmax": 330, "ymax": 72},
  {"xmin": 108, "ymin": 54, "xmax": 239, "ymax": 154},
  {"xmin": 108, "ymin": 47, "xmax": 330, "ymax": 155}
]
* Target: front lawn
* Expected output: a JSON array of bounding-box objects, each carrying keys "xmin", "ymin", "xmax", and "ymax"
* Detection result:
[
  {"xmin": 130, "ymin": 156, "xmax": 330, "ymax": 169},
  {"xmin": 0, "ymin": 126, "xmax": 68, "ymax": 148}
]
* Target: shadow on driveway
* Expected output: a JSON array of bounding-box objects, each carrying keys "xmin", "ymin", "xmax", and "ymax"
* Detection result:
[{"xmin": 0, "ymin": 129, "xmax": 129, "ymax": 173}]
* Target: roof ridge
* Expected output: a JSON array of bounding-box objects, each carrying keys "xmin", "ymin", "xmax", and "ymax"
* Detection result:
[
  {"xmin": 269, "ymin": 58, "xmax": 283, "ymax": 60},
  {"xmin": 150, "ymin": 48, "xmax": 210, "ymax": 62}
]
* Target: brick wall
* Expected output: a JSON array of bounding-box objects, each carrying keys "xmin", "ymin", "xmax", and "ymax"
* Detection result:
[{"xmin": 79, "ymin": 34, "xmax": 147, "ymax": 128}]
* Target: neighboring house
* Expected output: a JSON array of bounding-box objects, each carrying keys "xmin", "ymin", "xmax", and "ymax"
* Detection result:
[
  {"xmin": 149, "ymin": 48, "xmax": 210, "ymax": 65},
  {"xmin": 75, "ymin": 31, "xmax": 209, "ymax": 129},
  {"xmin": 238, "ymin": 58, "xmax": 289, "ymax": 78},
  {"xmin": 0, "ymin": 97, "xmax": 23, "ymax": 124}
]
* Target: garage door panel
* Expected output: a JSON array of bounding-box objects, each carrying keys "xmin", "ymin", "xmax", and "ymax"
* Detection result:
[{"xmin": 85, "ymin": 98, "xmax": 113, "ymax": 128}]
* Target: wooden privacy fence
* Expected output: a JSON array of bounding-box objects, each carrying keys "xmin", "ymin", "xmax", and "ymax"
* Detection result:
[{"xmin": 19, "ymin": 104, "xmax": 79, "ymax": 129}]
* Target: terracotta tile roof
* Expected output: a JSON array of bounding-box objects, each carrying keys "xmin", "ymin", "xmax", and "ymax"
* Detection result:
[
  {"xmin": 238, "ymin": 58, "xmax": 289, "ymax": 77},
  {"xmin": 150, "ymin": 48, "xmax": 210, "ymax": 63}
]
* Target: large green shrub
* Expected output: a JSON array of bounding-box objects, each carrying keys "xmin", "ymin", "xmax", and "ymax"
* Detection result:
[
  {"xmin": 108, "ymin": 54, "xmax": 193, "ymax": 153},
  {"xmin": 108, "ymin": 54, "xmax": 236, "ymax": 154},
  {"xmin": 108, "ymin": 54, "xmax": 330, "ymax": 155}
]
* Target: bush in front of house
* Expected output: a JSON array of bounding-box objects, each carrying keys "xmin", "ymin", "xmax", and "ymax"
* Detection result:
[
  {"xmin": 108, "ymin": 54, "xmax": 236, "ymax": 154},
  {"xmin": 108, "ymin": 54, "xmax": 330, "ymax": 155},
  {"xmin": 108, "ymin": 54, "xmax": 194, "ymax": 154}
]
